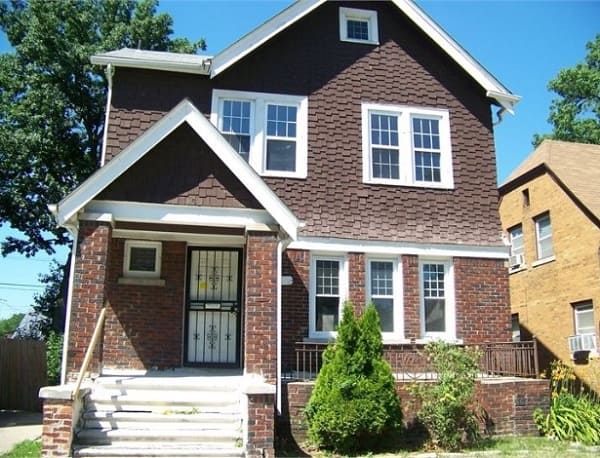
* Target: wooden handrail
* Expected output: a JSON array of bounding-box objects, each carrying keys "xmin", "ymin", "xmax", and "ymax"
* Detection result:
[{"xmin": 72, "ymin": 306, "xmax": 107, "ymax": 398}]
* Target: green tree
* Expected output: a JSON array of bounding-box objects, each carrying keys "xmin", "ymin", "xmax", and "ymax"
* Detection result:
[
  {"xmin": 0, "ymin": 0, "xmax": 205, "ymax": 334},
  {"xmin": 305, "ymin": 303, "xmax": 403, "ymax": 454},
  {"xmin": 0, "ymin": 312, "xmax": 24, "ymax": 337},
  {"xmin": 534, "ymin": 34, "xmax": 600, "ymax": 146},
  {"xmin": 0, "ymin": 0, "xmax": 205, "ymax": 257}
]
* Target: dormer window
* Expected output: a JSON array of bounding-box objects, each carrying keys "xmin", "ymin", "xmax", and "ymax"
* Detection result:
[{"xmin": 339, "ymin": 7, "xmax": 379, "ymax": 45}]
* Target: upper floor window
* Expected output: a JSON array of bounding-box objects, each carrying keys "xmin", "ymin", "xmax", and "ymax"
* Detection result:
[
  {"xmin": 366, "ymin": 258, "xmax": 402, "ymax": 339},
  {"xmin": 574, "ymin": 302, "xmax": 595, "ymax": 336},
  {"xmin": 509, "ymin": 225, "xmax": 524, "ymax": 269},
  {"xmin": 420, "ymin": 259, "xmax": 456, "ymax": 340},
  {"xmin": 211, "ymin": 89, "xmax": 308, "ymax": 178},
  {"xmin": 339, "ymin": 7, "xmax": 379, "ymax": 45},
  {"xmin": 124, "ymin": 240, "xmax": 161, "ymax": 278},
  {"xmin": 309, "ymin": 255, "xmax": 348, "ymax": 338},
  {"xmin": 534, "ymin": 213, "xmax": 553, "ymax": 260},
  {"xmin": 361, "ymin": 103, "xmax": 453, "ymax": 189}
]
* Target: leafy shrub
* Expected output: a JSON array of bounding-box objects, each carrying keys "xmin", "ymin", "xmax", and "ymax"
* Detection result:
[
  {"xmin": 46, "ymin": 331, "xmax": 63, "ymax": 385},
  {"xmin": 409, "ymin": 341, "xmax": 481, "ymax": 451},
  {"xmin": 305, "ymin": 303, "xmax": 403, "ymax": 454},
  {"xmin": 534, "ymin": 360, "xmax": 600, "ymax": 445}
]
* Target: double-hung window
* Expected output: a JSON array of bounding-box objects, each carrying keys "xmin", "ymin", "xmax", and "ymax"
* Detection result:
[
  {"xmin": 362, "ymin": 103, "xmax": 453, "ymax": 188},
  {"xmin": 367, "ymin": 259, "xmax": 402, "ymax": 339},
  {"xmin": 123, "ymin": 240, "xmax": 162, "ymax": 278},
  {"xmin": 420, "ymin": 259, "xmax": 455, "ymax": 340},
  {"xmin": 535, "ymin": 213, "xmax": 553, "ymax": 260},
  {"xmin": 569, "ymin": 302, "xmax": 597, "ymax": 353},
  {"xmin": 309, "ymin": 255, "xmax": 348, "ymax": 338},
  {"xmin": 509, "ymin": 225, "xmax": 525, "ymax": 269},
  {"xmin": 211, "ymin": 89, "xmax": 308, "ymax": 178}
]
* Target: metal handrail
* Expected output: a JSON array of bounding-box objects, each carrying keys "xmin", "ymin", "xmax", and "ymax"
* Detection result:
[{"xmin": 72, "ymin": 306, "xmax": 107, "ymax": 398}]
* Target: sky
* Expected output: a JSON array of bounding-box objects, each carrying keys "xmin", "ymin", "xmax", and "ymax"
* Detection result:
[{"xmin": 0, "ymin": 0, "xmax": 598, "ymax": 320}]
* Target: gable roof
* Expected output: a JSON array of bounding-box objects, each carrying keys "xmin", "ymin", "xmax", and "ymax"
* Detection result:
[
  {"xmin": 90, "ymin": 0, "xmax": 519, "ymax": 114},
  {"xmin": 54, "ymin": 99, "xmax": 301, "ymax": 239},
  {"xmin": 500, "ymin": 140, "xmax": 600, "ymax": 220}
]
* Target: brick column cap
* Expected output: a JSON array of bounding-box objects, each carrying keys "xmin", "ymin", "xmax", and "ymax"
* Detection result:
[{"xmin": 39, "ymin": 385, "xmax": 91, "ymax": 400}]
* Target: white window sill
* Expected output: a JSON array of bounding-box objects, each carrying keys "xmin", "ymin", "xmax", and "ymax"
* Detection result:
[
  {"xmin": 416, "ymin": 337, "xmax": 463, "ymax": 345},
  {"xmin": 509, "ymin": 265, "xmax": 527, "ymax": 274},
  {"xmin": 532, "ymin": 256, "xmax": 555, "ymax": 268},
  {"xmin": 341, "ymin": 38, "xmax": 379, "ymax": 46},
  {"xmin": 364, "ymin": 179, "xmax": 454, "ymax": 190},
  {"xmin": 118, "ymin": 277, "xmax": 166, "ymax": 287},
  {"xmin": 261, "ymin": 170, "xmax": 306, "ymax": 179}
]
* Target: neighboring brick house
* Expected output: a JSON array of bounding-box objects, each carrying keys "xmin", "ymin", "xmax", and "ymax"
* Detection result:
[
  {"xmin": 499, "ymin": 140, "xmax": 600, "ymax": 392},
  {"xmin": 43, "ymin": 0, "xmax": 533, "ymax": 455}
]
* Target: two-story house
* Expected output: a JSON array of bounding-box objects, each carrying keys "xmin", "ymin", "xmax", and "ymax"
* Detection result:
[
  {"xmin": 499, "ymin": 140, "xmax": 600, "ymax": 393},
  {"xmin": 39, "ymin": 1, "xmax": 539, "ymax": 457}
]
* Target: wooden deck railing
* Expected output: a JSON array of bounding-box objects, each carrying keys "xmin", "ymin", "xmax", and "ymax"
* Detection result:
[{"xmin": 293, "ymin": 339, "xmax": 539, "ymax": 381}]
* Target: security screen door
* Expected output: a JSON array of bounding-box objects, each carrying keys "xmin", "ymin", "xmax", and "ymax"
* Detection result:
[{"xmin": 186, "ymin": 248, "xmax": 241, "ymax": 366}]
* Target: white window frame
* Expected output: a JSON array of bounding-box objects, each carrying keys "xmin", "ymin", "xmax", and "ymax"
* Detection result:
[
  {"xmin": 123, "ymin": 240, "xmax": 162, "ymax": 278},
  {"xmin": 366, "ymin": 257, "xmax": 403, "ymax": 341},
  {"xmin": 361, "ymin": 103, "xmax": 454, "ymax": 189},
  {"xmin": 211, "ymin": 89, "xmax": 308, "ymax": 179},
  {"xmin": 534, "ymin": 213, "xmax": 553, "ymax": 261},
  {"xmin": 339, "ymin": 7, "xmax": 379, "ymax": 45},
  {"xmin": 309, "ymin": 254, "xmax": 348, "ymax": 339},
  {"xmin": 419, "ymin": 258, "xmax": 456, "ymax": 341},
  {"xmin": 574, "ymin": 302, "xmax": 595, "ymax": 336}
]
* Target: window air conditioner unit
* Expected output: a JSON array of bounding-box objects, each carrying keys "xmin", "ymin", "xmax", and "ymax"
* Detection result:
[
  {"xmin": 568, "ymin": 334, "xmax": 597, "ymax": 353},
  {"xmin": 509, "ymin": 254, "xmax": 525, "ymax": 269}
]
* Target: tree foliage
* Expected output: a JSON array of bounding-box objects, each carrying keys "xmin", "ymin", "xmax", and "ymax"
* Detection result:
[
  {"xmin": 534, "ymin": 34, "xmax": 600, "ymax": 146},
  {"xmin": 0, "ymin": 0, "xmax": 205, "ymax": 256},
  {"xmin": 0, "ymin": 312, "xmax": 24, "ymax": 337},
  {"xmin": 305, "ymin": 303, "xmax": 403, "ymax": 454}
]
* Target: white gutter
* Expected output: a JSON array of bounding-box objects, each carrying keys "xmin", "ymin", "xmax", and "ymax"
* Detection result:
[
  {"xmin": 100, "ymin": 64, "xmax": 114, "ymax": 167},
  {"xmin": 60, "ymin": 222, "xmax": 79, "ymax": 385},
  {"xmin": 276, "ymin": 237, "xmax": 291, "ymax": 414}
]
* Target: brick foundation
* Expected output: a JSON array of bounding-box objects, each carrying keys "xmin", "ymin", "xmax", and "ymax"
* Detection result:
[
  {"xmin": 284, "ymin": 378, "xmax": 549, "ymax": 444},
  {"xmin": 246, "ymin": 391, "xmax": 276, "ymax": 458}
]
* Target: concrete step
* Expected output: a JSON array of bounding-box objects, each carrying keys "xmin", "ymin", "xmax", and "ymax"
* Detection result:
[
  {"xmin": 73, "ymin": 442, "xmax": 244, "ymax": 457},
  {"xmin": 82, "ymin": 411, "xmax": 241, "ymax": 430},
  {"xmin": 76, "ymin": 428, "xmax": 241, "ymax": 446},
  {"xmin": 94, "ymin": 376, "xmax": 243, "ymax": 393}
]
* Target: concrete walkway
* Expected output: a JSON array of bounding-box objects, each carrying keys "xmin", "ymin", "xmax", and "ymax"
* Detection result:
[{"xmin": 0, "ymin": 410, "xmax": 42, "ymax": 454}]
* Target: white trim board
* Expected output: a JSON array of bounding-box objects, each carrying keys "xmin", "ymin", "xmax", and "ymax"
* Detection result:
[
  {"xmin": 54, "ymin": 99, "xmax": 301, "ymax": 239},
  {"xmin": 288, "ymin": 236, "xmax": 509, "ymax": 259}
]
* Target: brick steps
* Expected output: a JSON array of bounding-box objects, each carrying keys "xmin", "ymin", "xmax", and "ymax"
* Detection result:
[{"xmin": 72, "ymin": 375, "xmax": 244, "ymax": 458}]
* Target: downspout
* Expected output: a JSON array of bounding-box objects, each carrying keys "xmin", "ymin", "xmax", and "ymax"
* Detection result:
[
  {"xmin": 99, "ymin": 64, "xmax": 114, "ymax": 167},
  {"xmin": 60, "ymin": 221, "xmax": 79, "ymax": 385},
  {"xmin": 276, "ymin": 236, "xmax": 291, "ymax": 414}
]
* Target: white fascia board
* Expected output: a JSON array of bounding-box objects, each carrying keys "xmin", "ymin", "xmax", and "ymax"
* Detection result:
[
  {"xmin": 210, "ymin": 0, "xmax": 324, "ymax": 78},
  {"xmin": 91, "ymin": 52, "xmax": 212, "ymax": 75},
  {"xmin": 288, "ymin": 236, "xmax": 510, "ymax": 260},
  {"xmin": 84, "ymin": 200, "xmax": 275, "ymax": 228},
  {"xmin": 396, "ymin": 0, "xmax": 520, "ymax": 110},
  {"xmin": 56, "ymin": 99, "xmax": 300, "ymax": 238}
]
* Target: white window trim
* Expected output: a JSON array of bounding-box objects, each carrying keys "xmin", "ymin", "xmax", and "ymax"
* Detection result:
[
  {"xmin": 419, "ymin": 258, "xmax": 456, "ymax": 341},
  {"xmin": 361, "ymin": 103, "xmax": 454, "ymax": 189},
  {"xmin": 535, "ymin": 213, "xmax": 553, "ymax": 261},
  {"xmin": 366, "ymin": 257, "xmax": 404, "ymax": 341},
  {"xmin": 211, "ymin": 89, "xmax": 308, "ymax": 179},
  {"xmin": 123, "ymin": 240, "xmax": 162, "ymax": 278},
  {"xmin": 339, "ymin": 7, "xmax": 379, "ymax": 45},
  {"xmin": 308, "ymin": 253, "xmax": 349, "ymax": 339},
  {"xmin": 574, "ymin": 302, "xmax": 595, "ymax": 336}
]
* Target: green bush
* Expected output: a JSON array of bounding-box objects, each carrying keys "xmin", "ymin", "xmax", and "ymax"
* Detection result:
[
  {"xmin": 305, "ymin": 303, "xmax": 403, "ymax": 454},
  {"xmin": 46, "ymin": 331, "xmax": 63, "ymax": 385},
  {"xmin": 409, "ymin": 341, "xmax": 481, "ymax": 451},
  {"xmin": 534, "ymin": 360, "xmax": 600, "ymax": 445}
]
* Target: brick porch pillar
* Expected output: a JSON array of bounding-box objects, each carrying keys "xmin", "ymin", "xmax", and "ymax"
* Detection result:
[
  {"xmin": 65, "ymin": 220, "xmax": 112, "ymax": 380},
  {"xmin": 244, "ymin": 230, "xmax": 278, "ymax": 382}
]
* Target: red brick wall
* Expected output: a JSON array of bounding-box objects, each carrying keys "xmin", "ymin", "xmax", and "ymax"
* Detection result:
[
  {"xmin": 348, "ymin": 253, "xmax": 366, "ymax": 312},
  {"xmin": 246, "ymin": 393, "xmax": 275, "ymax": 458},
  {"xmin": 41, "ymin": 399, "xmax": 74, "ymax": 457},
  {"xmin": 455, "ymin": 258, "xmax": 511, "ymax": 343},
  {"xmin": 102, "ymin": 239, "xmax": 186, "ymax": 370},
  {"xmin": 245, "ymin": 232, "xmax": 278, "ymax": 381},
  {"xmin": 284, "ymin": 379, "xmax": 549, "ymax": 443},
  {"xmin": 66, "ymin": 221, "xmax": 112, "ymax": 379},
  {"xmin": 403, "ymin": 255, "xmax": 421, "ymax": 340}
]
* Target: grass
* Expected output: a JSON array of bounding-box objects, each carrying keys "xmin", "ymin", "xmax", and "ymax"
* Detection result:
[
  {"xmin": 0, "ymin": 440, "xmax": 41, "ymax": 458},
  {"xmin": 279, "ymin": 436, "xmax": 600, "ymax": 457}
]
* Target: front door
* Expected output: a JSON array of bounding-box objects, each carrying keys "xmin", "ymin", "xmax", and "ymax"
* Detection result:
[{"xmin": 185, "ymin": 248, "xmax": 242, "ymax": 366}]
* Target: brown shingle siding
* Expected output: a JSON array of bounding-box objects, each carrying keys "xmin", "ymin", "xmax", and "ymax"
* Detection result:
[{"xmin": 103, "ymin": 0, "xmax": 501, "ymax": 245}]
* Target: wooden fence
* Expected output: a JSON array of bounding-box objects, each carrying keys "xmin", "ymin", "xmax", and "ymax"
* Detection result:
[{"xmin": 0, "ymin": 339, "xmax": 47, "ymax": 411}]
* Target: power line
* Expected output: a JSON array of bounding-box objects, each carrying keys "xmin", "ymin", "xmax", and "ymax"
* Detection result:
[
  {"xmin": 2, "ymin": 255, "xmax": 56, "ymax": 263},
  {"xmin": 0, "ymin": 281, "xmax": 45, "ymax": 290}
]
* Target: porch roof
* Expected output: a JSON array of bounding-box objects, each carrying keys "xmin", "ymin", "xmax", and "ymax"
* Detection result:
[{"xmin": 51, "ymin": 99, "xmax": 302, "ymax": 239}]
